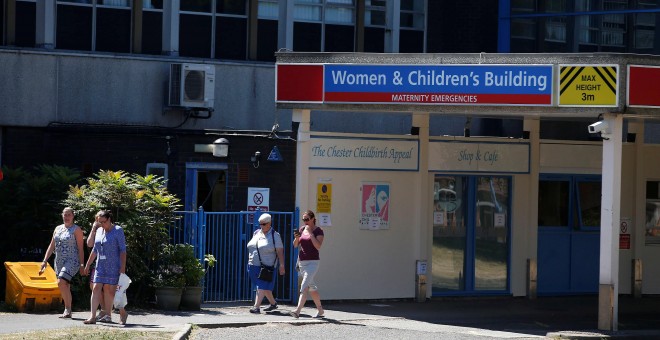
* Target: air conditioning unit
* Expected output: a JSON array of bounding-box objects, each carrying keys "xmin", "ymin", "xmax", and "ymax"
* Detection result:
[{"xmin": 169, "ymin": 63, "xmax": 215, "ymax": 108}]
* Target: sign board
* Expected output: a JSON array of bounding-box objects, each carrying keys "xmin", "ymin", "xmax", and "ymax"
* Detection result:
[
  {"xmin": 558, "ymin": 65, "xmax": 618, "ymax": 107},
  {"xmin": 628, "ymin": 65, "xmax": 660, "ymax": 107},
  {"xmin": 247, "ymin": 187, "xmax": 269, "ymax": 223},
  {"xmin": 429, "ymin": 141, "xmax": 530, "ymax": 173},
  {"xmin": 620, "ymin": 234, "xmax": 631, "ymax": 250},
  {"xmin": 316, "ymin": 180, "xmax": 332, "ymax": 227},
  {"xmin": 360, "ymin": 182, "xmax": 390, "ymax": 230},
  {"xmin": 416, "ymin": 260, "xmax": 427, "ymax": 275},
  {"xmin": 310, "ymin": 137, "xmax": 418, "ymax": 171},
  {"xmin": 277, "ymin": 64, "xmax": 554, "ymax": 106}
]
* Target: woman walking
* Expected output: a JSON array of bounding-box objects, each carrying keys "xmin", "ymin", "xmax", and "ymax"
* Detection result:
[{"xmin": 289, "ymin": 210, "xmax": 325, "ymax": 318}]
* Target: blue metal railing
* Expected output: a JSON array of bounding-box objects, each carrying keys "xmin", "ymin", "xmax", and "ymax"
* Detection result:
[{"xmin": 171, "ymin": 208, "xmax": 298, "ymax": 303}]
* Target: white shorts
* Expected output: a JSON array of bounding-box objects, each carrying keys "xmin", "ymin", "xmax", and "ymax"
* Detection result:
[{"xmin": 298, "ymin": 260, "xmax": 320, "ymax": 292}]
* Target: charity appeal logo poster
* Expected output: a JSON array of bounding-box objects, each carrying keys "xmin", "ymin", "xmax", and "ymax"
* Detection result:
[{"xmin": 360, "ymin": 182, "xmax": 390, "ymax": 230}]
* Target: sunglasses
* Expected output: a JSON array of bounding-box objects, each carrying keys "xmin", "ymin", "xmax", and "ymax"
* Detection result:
[
  {"xmin": 302, "ymin": 218, "xmax": 310, "ymax": 222},
  {"xmin": 259, "ymin": 222, "xmax": 269, "ymax": 226}
]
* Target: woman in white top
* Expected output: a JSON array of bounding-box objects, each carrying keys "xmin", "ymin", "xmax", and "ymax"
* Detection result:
[{"xmin": 246, "ymin": 213, "xmax": 285, "ymax": 314}]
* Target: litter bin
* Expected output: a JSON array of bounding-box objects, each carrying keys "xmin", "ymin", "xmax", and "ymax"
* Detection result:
[{"xmin": 4, "ymin": 262, "xmax": 62, "ymax": 312}]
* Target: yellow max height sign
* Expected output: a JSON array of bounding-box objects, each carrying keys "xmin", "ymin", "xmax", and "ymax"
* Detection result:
[{"xmin": 558, "ymin": 65, "xmax": 618, "ymax": 107}]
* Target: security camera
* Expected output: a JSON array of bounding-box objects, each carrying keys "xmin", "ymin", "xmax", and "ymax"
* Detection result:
[{"xmin": 588, "ymin": 121, "xmax": 609, "ymax": 134}]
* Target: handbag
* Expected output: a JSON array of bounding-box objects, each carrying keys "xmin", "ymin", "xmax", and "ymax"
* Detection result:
[
  {"xmin": 258, "ymin": 264, "xmax": 274, "ymax": 281},
  {"xmin": 256, "ymin": 229, "xmax": 277, "ymax": 282}
]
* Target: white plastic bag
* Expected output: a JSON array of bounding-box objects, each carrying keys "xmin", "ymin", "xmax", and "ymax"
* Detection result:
[{"xmin": 113, "ymin": 273, "xmax": 132, "ymax": 309}]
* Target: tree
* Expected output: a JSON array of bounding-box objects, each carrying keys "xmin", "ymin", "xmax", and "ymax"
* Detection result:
[{"xmin": 63, "ymin": 170, "xmax": 181, "ymax": 304}]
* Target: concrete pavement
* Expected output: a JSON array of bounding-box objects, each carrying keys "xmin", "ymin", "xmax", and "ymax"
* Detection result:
[{"xmin": 1, "ymin": 296, "xmax": 659, "ymax": 339}]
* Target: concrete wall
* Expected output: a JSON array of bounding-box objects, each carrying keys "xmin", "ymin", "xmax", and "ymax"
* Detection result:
[
  {"xmin": 641, "ymin": 145, "xmax": 660, "ymax": 294},
  {"xmin": 306, "ymin": 167, "xmax": 420, "ymax": 299},
  {"xmin": 0, "ymin": 50, "xmax": 283, "ymax": 131}
]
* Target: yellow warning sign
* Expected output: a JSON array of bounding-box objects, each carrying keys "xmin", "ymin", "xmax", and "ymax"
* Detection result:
[
  {"xmin": 558, "ymin": 65, "xmax": 618, "ymax": 106},
  {"xmin": 316, "ymin": 182, "xmax": 332, "ymax": 213}
]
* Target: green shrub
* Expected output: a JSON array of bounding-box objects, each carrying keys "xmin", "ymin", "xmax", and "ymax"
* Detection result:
[{"xmin": 63, "ymin": 170, "xmax": 181, "ymax": 304}]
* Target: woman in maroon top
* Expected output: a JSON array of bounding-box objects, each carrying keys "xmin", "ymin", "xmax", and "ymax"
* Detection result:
[{"xmin": 289, "ymin": 210, "xmax": 325, "ymax": 318}]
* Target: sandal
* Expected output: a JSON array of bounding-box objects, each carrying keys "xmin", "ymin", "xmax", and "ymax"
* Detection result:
[
  {"xmin": 59, "ymin": 312, "xmax": 72, "ymax": 319},
  {"xmin": 313, "ymin": 313, "xmax": 325, "ymax": 318},
  {"xmin": 289, "ymin": 311, "xmax": 300, "ymax": 319},
  {"xmin": 83, "ymin": 319, "xmax": 96, "ymax": 325},
  {"xmin": 95, "ymin": 313, "xmax": 108, "ymax": 321},
  {"xmin": 98, "ymin": 315, "xmax": 112, "ymax": 323}
]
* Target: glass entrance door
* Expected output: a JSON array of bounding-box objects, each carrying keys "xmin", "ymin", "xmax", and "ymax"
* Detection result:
[{"xmin": 432, "ymin": 175, "xmax": 511, "ymax": 295}]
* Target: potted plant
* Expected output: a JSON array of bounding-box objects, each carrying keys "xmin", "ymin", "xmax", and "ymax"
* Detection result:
[
  {"xmin": 179, "ymin": 244, "xmax": 216, "ymax": 311},
  {"xmin": 152, "ymin": 244, "xmax": 186, "ymax": 310}
]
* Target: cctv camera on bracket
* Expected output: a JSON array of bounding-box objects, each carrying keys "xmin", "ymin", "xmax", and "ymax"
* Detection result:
[{"xmin": 588, "ymin": 121, "xmax": 609, "ymax": 134}]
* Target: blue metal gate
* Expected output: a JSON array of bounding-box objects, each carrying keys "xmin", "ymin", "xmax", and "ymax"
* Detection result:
[{"xmin": 171, "ymin": 208, "xmax": 299, "ymax": 303}]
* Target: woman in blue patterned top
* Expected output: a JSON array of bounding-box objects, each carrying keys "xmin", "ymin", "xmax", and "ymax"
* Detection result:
[
  {"xmin": 39, "ymin": 207, "xmax": 85, "ymax": 319},
  {"xmin": 83, "ymin": 210, "xmax": 128, "ymax": 324}
]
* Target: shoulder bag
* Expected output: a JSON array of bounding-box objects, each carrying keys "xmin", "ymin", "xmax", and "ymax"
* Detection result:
[{"xmin": 256, "ymin": 230, "xmax": 276, "ymax": 281}]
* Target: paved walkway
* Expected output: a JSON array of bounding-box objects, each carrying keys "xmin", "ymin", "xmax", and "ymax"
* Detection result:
[{"xmin": 1, "ymin": 296, "xmax": 659, "ymax": 339}]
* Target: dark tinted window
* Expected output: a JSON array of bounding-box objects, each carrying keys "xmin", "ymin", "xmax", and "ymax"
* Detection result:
[
  {"xmin": 96, "ymin": 8, "xmax": 130, "ymax": 53},
  {"xmin": 142, "ymin": 11, "xmax": 163, "ymax": 55},
  {"xmin": 217, "ymin": 0, "xmax": 246, "ymax": 15},
  {"xmin": 325, "ymin": 24, "xmax": 353, "ymax": 52},
  {"xmin": 257, "ymin": 19, "xmax": 277, "ymax": 61},
  {"xmin": 293, "ymin": 22, "xmax": 321, "ymax": 52},
  {"xmin": 538, "ymin": 180, "xmax": 570, "ymax": 227},
  {"xmin": 179, "ymin": 14, "xmax": 212, "ymax": 58},
  {"xmin": 16, "ymin": 1, "xmax": 36, "ymax": 47},
  {"xmin": 215, "ymin": 16, "xmax": 247, "ymax": 60},
  {"xmin": 399, "ymin": 29, "xmax": 423, "ymax": 53},
  {"xmin": 364, "ymin": 27, "xmax": 384, "ymax": 52},
  {"xmin": 181, "ymin": 0, "xmax": 212, "ymax": 12},
  {"xmin": 0, "ymin": 0, "xmax": 4, "ymax": 45},
  {"xmin": 56, "ymin": 4, "xmax": 93, "ymax": 51}
]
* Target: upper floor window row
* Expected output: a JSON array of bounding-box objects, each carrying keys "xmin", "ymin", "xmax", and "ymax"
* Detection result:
[{"xmin": 4, "ymin": 0, "xmax": 426, "ymax": 60}]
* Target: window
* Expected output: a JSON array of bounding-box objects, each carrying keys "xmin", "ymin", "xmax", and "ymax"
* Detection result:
[
  {"xmin": 16, "ymin": 0, "xmax": 36, "ymax": 47},
  {"xmin": 142, "ymin": 0, "xmax": 163, "ymax": 55},
  {"xmin": 178, "ymin": 0, "xmax": 248, "ymax": 60},
  {"xmin": 258, "ymin": 0, "xmax": 278, "ymax": 19},
  {"xmin": 146, "ymin": 163, "xmax": 168, "ymax": 186},
  {"xmin": 216, "ymin": 0, "xmax": 248, "ymax": 60},
  {"xmin": 645, "ymin": 181, "xmax": 660, "ymax": 244},
  {"xmin": 634, "ymin": 0, "xmax": 656, "ymax": 49},
  {"xmin": 545, "ymin": 0, "xmax": 566, "ymax": 43},
  {"xmin": 538, "ymin": 179, "xmax": 570, "ymax": 227},
  {"xmin": 511, "ymin": 1, "xmax": 536, "ymax": 41},
  {"xmin": 364, "ymin": 0, "xmax": 385, "ymax": 52},
  {"xmin": 399, "ymin": 0, "xmax": 424, "ymax": 53},
  {"xmin": 257, "ymin": 0, "xmax": 279, "ymax": 61},
  {"xmin": 56, "ymin": 0, "xmax": 131, "ymax": 53},
  {"xmin": 293, "ymin": 0, "xmax": 355, "ymax": 52},
  {"xmin": 538, "ymin": 175, "xmax": 601, "ymax": 230}
]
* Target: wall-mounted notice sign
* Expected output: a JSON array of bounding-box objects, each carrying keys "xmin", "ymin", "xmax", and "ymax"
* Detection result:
[{"xmin": 558, "ymin": 65, "xmax": 618, "ymax": 107}]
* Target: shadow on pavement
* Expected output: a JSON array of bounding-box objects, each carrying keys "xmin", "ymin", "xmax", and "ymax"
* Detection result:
[{"xmin": 322, "ymin": 295, "xmax": 660, "ymax": 336}]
